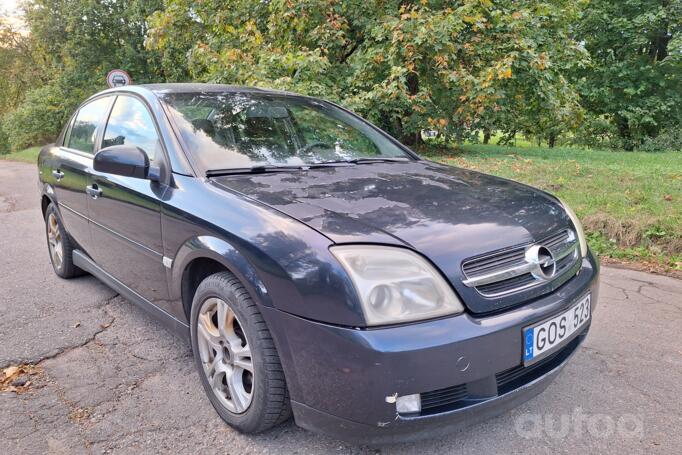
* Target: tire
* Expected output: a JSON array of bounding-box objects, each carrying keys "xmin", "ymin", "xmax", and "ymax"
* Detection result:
[
  {"xmin": 190, "ymin": 272, "xmax": 291, "ymax": 433},
  {"xmin": 44, "ymin": 203, "xmax": 84, "ymax": 279}
]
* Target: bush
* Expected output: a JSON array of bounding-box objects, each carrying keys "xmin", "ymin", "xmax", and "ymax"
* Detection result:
[
  {"xmin": 569, "ymin": 115, "xmax": 623, "ymax": 150},
  {"xmin": 639, "ymin": 128, "xmax": 682, "ymax": 152},
  {"xmin": 0, "ymin": 122, "xmax": 9, "ymax": 154},
  {"xmin": 1, "ymin": 82, "xmax": 82, "ymax": 152}
]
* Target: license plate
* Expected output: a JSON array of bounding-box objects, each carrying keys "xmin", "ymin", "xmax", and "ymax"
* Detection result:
[{"xmin": 523, "ymin": 293, "xmax": 591, "ymax": 364}]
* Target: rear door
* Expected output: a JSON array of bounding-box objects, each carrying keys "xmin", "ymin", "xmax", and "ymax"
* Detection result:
[
  {"xmin": 88, "ymin": 94, "xmax": 171, "ymax": 307},
  {"xmin": 53, "ymin": 96, "xmax": 113, "ymax": 254}
]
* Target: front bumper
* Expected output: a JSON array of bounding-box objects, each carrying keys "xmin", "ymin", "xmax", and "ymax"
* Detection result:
[{"xmin": 261, "ymin": 252, "xmax": 599, "ymax": 443}]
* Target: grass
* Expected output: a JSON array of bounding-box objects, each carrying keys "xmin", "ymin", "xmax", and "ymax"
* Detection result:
[
  {"xmin": 422, "ymin": 144, "xmax": 682, "ymax": 272},
  {"xmin": 0, "ymin": 146, "xmax": 41, "ymax": 163}
]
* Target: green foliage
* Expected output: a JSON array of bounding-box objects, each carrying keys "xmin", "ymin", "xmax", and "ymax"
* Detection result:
[
  {"xmin": 2, "ymin": 83, "xmax": 76, "ymax": 151},
  {"xmin": 0, "ymin": 121, "xmax": 9, "ymax": 154},
  {"xmin": 569, "ymin": 113, "xmax": 623, "ymax": 150},
  {"xmin": 573, "ymin": 0, "xmax": 682, "ymax": 149},
  {"xmin": 146, "ymin": 0, "xmax": 586, "ymax": 145},
  {"xmin": 0, "ymin": 0, "xmax": 680, "ymax": 152},
  {"xmin": 0, "ymin": 0, "xmax": 165, "ymax": 151},
  {"xmin": 0, "ymin": 20, "xmax": 47, "ymax": 116},
  {"xmin": 639, "ymin": 128, "xmax": 682, "ymax": 152}
]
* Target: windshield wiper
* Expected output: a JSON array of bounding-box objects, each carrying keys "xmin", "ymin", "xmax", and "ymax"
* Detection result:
[
  {"xmin": 309, "ymin": 157, "xmax": 411, "ymax": 166},
  {"xmin": 206, "ymin": 165, "xmax": 306, "ymax": 177},
  {"xmin": 206, "ymin": 157, "xmax": 411, "ymax": 176},
  {"xmin": 348, "ymin": 157, "xmax": 410, "ymax": 164}
]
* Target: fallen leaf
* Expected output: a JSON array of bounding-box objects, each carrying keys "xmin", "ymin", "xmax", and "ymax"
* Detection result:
[
  {"xmin": 3, "ymin": 366, "xmax": 19, "ymax": 379},
  {"xmin": 1, "ymin": 364, "xmax": 41, "ymax": 394},
  {"xmin": 99, "ymin": 322, "xmax": 111, "ymax": 329}
]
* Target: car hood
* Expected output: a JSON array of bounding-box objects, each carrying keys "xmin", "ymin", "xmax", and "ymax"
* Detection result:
[{"xmin": 211, "ymin": 160, "xmax": 571, "ymax": 262}]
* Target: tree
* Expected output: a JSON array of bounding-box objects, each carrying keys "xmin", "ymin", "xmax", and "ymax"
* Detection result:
[
  {"xmin": 573, "ymin": 0, "xmax": 682, "ymax": 149},
  {"xmin": 0, "ymin": 19, "xmax": 48, "ymax": 116},
  {"xmin": 1, "ymin": 0, "xmax": 166, "ymax": 151},
  {"xmin": 147, "ymin": 0, "xmax": 585, "ymax": 146}
]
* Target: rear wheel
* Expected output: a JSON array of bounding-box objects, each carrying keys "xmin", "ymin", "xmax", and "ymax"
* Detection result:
[
  {"xmin": 45, "ymin": 203, "xmax": 83, "ymax": 278},
  {"xmin": 190, "ymin": 272, "xmax": 291, "ymax": 433}
]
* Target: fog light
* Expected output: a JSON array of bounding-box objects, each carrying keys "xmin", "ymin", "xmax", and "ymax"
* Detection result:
[{"xmin": 395, "ymin": 393, "xmax": 421, "ymax": 414}]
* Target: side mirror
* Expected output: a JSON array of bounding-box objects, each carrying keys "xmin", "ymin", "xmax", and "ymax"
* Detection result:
[{"xmin": 94, "ymin": 145, "xmax": 159, "ymax": 181}]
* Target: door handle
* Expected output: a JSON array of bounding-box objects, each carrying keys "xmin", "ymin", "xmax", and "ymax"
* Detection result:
[
  {"xmin": 86, "ymin": 184, "xmax": 102, "ymax": 200},
  {"xmin": 52, "ymin": 169, "xmax": 64, "ymax": 181}
]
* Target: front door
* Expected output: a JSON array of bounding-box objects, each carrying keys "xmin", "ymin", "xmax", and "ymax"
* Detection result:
[{"xmin": 88, "ymin": 95, "xmax": 170, "ymax": 307}]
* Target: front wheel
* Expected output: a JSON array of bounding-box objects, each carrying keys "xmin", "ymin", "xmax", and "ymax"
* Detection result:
[{"xmin": 190, "ymin": 272, "xmax": 291, "ymax": 433}]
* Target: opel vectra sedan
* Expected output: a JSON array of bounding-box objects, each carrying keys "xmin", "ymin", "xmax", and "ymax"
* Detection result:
[{"xmin": 38, "ymin": 84, "xmax": 598, "ymax": 443}]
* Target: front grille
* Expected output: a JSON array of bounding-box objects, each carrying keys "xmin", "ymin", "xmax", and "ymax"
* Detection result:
[
  {"xmin": 461, "ymin": 229, "xmax": 579, "ymax": 298},
  {"xmin": 462, "ymin": 247, "xmax": 527, "ymax": 277},
  {"xmin": 476, "ymin": 273, "xmax": 536, "ymax": 296}
]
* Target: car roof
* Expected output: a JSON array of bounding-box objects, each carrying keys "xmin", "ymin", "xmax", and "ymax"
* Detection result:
[
  {"xmin": 141, "ymin": 83, "xmax": 295, "ymax": 95},
  {"xmin": 93, "ymin": 83, "xmax": 299, "ymax": 98}
]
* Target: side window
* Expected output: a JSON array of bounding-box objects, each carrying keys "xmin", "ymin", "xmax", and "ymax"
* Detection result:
[
  {"xmin": 103, "ymin": 96, "xmax": 160, "ymax": 160},
  {"xmin": 67, "ymin": 97, "xmax": 111, "ymax": 153}
]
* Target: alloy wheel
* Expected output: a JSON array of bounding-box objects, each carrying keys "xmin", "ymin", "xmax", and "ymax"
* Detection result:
[
  {"xmin": 196, "ymin": 297, "xmax": 254, "ymax": 414},
  {"xmin": 47, "ymin": 213, "xmax": 63, "ymax": 270}
]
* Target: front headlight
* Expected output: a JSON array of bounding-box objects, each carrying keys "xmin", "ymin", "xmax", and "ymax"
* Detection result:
[
  {"xmin": 330, "ymin": 245, "xmax": 465, "ymax": 326},
  {"xmin": 558, "ymin": 198, "xmax": 588, "ymax": 258}
]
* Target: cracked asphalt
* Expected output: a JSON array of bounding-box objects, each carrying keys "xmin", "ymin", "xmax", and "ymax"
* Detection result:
[{"xmin": 1, "ymin": 160, "xmax": 681, "ymax": 454}]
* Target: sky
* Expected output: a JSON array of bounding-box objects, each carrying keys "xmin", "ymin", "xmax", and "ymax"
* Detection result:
[
  {"xmin": 1, "ymin": 0, "xmax": 20, "ymax": 14},
  {"xmin": 1, "ymin": 0, "xmax": 26, "ymax": 31}
]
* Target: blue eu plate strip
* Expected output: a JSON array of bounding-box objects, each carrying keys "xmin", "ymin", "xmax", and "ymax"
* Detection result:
[{"xmin": 524, "ymin": 328, "xmax": 534, "ymax": 361}]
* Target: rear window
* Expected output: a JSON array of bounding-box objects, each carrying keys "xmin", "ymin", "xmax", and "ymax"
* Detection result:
[{"xmin": 67, "ymin": 97, "xmax": 111, "ymax": 154}]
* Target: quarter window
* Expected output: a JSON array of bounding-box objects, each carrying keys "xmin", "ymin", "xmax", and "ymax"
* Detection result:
[
  {"xmin": 62, "ymin": 114, "xmax": 76, "ymax": 148},
  {"xmin": 103, "ymin": 96, "xmax": 160, "ymax": 160},
  {"xmin": 67, "ymin": 97, "xmax": 111, "ymax": 154}
]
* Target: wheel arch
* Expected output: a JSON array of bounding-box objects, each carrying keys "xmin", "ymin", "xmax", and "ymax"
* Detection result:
[
  {"xmin": 41, "ymin": 194, "xmax": 51, "ymax": 218},
  {"xmin": 40, "ymin": 184, "xmax": 58, "ymax": 219},
  {"xmin": 171, "ymin": 236, "xmax": 274, "ymax": 322}
]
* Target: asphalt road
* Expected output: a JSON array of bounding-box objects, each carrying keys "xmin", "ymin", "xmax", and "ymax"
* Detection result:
[{"xmin": 1, "ymin": 160, "xmax": 681, "ymax": 454}]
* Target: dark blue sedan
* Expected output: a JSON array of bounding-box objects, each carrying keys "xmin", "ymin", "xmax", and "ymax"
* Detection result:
[{"xmin": 38, "ymin": 84, "xmax": 599, "ymax": 443}]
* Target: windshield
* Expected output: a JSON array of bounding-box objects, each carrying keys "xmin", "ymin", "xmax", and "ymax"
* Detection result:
[{"xmin": 159, "ymin": 92, "xmax": 411, "ymax": 171}]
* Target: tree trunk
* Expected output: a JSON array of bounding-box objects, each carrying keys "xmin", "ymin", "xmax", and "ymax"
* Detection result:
[
  {"xmin": 483, "ymin": 128, "xmax": 491, "ymax": 144},
  {"xmin": 401, "ymin": 131, "xmax": 423, "ymax": 147},
  {"xmin": 616, "ymin": 115, "xmax": 633, "ymax": 150},
  {"xmin": 398, "ymin": 71, "xmax": 421, "ymax": 148},
  {"xmin": 548, "ymin": 134, "xmax": 556, "ymax": 148}
]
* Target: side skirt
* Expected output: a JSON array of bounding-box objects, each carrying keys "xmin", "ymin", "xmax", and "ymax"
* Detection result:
[{"xmin": 73, "ymin": 250, "xmax": 190, "ymax": 339}]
